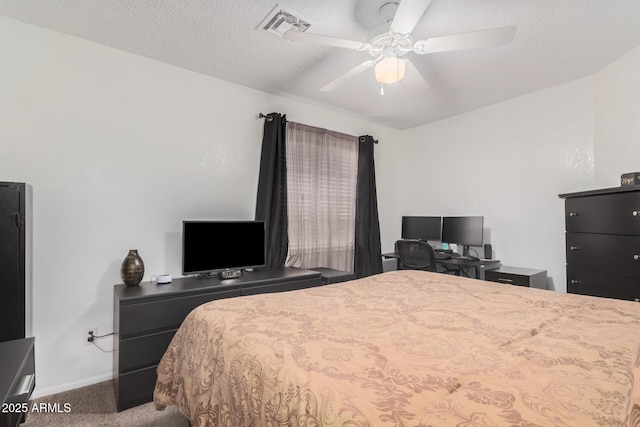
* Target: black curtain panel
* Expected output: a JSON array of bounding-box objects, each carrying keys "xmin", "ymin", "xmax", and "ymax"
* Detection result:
[
  {"xmin": 255, "ymin": 113, "xmax": 288, "ymax": 268},
  {"xmin": 354, "ymin": 135, "xmax": 383, "ymax": 278}
]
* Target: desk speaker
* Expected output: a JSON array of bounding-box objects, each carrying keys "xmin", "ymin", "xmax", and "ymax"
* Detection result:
[{"xmin": 484, "ymin": 244, "xmax": 492, "ymax": 260}]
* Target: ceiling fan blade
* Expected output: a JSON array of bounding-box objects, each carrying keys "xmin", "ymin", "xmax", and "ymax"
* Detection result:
[
  {"xmin": 283, "ymin": 30, "xmax": 367, "ymax": 50},
  {"xmin": 319, "ymin": 60, "xmax": 376, "ymax": 92},
  {"xmin": 413, "ymin": 26, "xmax": 517, "ymax": 54},
  {"xmin": 390, "ymin": 0, "xmax": 433, "ymax": 35},
  {"xmin": 404, "ymin": 60, "xmax": 429, "ymax": 90}
]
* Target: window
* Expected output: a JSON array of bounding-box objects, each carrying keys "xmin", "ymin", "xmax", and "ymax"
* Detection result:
[{"xmin": 285, "ymin": 122, "xmax": 358, "ymax": 272}]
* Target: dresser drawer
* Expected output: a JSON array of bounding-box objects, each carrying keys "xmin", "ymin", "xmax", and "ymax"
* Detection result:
[
  {"xmin": 565, "ymin": 192, "xmax": 640, "ymax": 235},
  {"xmin": 119, "ymin": 288, "xmax": 240, "ymax": 337},
  {"xmin": 119, "ymin": 329, "xmax": 177, "ymax": 373},
  {"xmin": 566, "ymin": 232, "xmax": 640, "ymax": 279},
  {"xmin": 567, "ymin": 265, "xmax": 640, "ymax": 301},
  {"xmin": 115, "ymin": 366, "xmax": 157, "ymax": 412}
]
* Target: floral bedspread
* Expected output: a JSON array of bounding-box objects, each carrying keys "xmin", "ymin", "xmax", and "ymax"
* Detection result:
[{"xmin": 154, "ymin": 270, "xmax": 640, "ymax": 426}]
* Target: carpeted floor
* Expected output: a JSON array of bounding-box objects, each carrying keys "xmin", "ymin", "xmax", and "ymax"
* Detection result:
[{"xmin": 22, "ymin": 381, "xmax": 189, "ymax": 427}]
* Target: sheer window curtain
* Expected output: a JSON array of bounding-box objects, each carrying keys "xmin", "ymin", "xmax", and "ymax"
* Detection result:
[{"xmin": 285, "ymin": 122, "xmax": 359, "ymax": 272}]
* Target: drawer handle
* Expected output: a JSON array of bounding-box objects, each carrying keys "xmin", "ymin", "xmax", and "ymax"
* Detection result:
[
  {"xmin": 635, "ymin": 255, "xmax": 640, "ymax": 261},
  {"xmin": 634, "ymin": 211, "xmax": 640, "ymax": 217},
  {"xmin": 16, "ymin": 374, "xmax": 35, "ymax": 396},
  {"xmin": 569, "ymin": 212, "xmax": 579, "ymax": 217},
  {"xmin": 570, "ymin": 246, "xmax": 581, "ymax": 251},
  {"xmin": 497, "ymin": 278, "xmax": 513, "ymax": 283},
  {"xmin": 570, "ymin": 280, "xmax": 581, "ymax": 285}
]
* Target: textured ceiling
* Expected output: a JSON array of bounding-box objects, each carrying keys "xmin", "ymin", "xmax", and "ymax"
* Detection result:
[{"xmin": 1, "ymin": 0, "xmax": 639, "ymax": 129}]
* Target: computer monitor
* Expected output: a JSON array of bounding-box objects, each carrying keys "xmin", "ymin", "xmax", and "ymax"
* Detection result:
[
  {"xmin": 401, "ymin": 216, "xmax": 442, "ymax": 241},
  {"xmin": 441, "ymin": 216, "xmax": 484, "ymax": 257}
]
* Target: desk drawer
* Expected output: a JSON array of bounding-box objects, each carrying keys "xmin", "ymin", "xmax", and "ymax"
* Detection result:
[
  {"xmin": 485, "ymin": 267, "xmax": 546, "ymax": 288},
  {"xmin": 119, "ymin": 288, "xmax": 240, "ymax": 337},
  {"xmin": 565, "ymin": 192, "xmax": 640, "ymax": 235},
  {"xmin": 486, "ymin": 271, "xmax": 530, "ymax": 287}
]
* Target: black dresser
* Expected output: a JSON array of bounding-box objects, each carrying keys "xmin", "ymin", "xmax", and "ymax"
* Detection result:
[
  {"xmin": 559, "ymin": 186, "xmax": 640, "ymax": 300},
  {"xmin": 113, "ymin": 267, "xmax": 322, "ymax": 411}
]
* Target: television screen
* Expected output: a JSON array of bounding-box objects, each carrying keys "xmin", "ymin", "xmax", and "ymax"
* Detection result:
[
  {"xmin": 441, "ymin": 216, "xmax": 484, "ymax": 247},
  {"xmin": 401, "ymin": 216, "xmax": 442, "ymax": 241},
  {"xmin": 182, "ymin": 220, "xmax": 266, "ymax": 275}
]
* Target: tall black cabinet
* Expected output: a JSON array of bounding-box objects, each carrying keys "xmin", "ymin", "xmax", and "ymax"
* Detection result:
[{"xmin": 0, "ymin": 182, "xmax": 32, "ymax": 343}]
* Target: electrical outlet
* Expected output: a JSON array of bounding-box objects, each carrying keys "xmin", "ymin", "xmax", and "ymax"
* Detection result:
[{"xmin": 84, "ymin": 326, "xmax": 98, "ymax": 346}]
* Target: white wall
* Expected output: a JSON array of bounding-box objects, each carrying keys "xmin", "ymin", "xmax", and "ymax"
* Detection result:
[
  {"xmin": 593, "ymin": 45, "xmax": 640, "ymax": 187},
  {"xmin": 388, "ymin": 79, "xmax": 596, "ymax": 292},
  {"xmin": 0, "ymin": 16, "xmax": 401, "ymax": 397}
]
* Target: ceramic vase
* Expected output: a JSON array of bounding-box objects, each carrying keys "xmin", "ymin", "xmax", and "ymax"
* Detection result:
[{"xmin": 121, "ymin": 249, "xmax": 144, "ymax": 286}]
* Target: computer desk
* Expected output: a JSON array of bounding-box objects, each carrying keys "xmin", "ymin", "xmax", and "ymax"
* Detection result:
[{"xmin": 381, "ymin": 252, "xmax": 500, "ymax": 279}]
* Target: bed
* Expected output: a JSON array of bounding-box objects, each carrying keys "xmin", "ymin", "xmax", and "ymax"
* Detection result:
[{"xmin": 153, "ymin": 270, "xmax": 640, "ymax": 426}]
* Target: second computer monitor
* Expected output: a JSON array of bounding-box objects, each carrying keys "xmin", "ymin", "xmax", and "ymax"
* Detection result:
[
  {"xmin": 401, "ymin": 216, "xmax": 442, "ymax": 241},
  {"xmin": 441, "ymin": 216, "xmax": 484, "ymax": 256}
]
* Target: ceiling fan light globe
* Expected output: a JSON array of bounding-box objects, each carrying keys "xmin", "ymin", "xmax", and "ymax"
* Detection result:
[{"xmin": 375, "ymin": 57, "xmax": 406, "ymax": 84}]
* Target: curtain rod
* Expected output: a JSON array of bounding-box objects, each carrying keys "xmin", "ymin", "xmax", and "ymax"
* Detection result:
[
  {"xmin": 359, "ymin": 136, "xmax": 379, "ymax": 144},
  {"xmin": 259, "ymin": 113, "xmax": 378, "ymax": 144}
]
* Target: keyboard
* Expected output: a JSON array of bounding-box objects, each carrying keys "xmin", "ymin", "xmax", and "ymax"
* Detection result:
[{"xmin": 435, "ymin": 252, "xmax": 452, "ymax": 260}]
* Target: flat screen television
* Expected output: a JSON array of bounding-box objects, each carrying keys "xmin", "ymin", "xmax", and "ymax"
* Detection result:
[
  {"xmin": 441, "ymin": 216, "xmax": 484, "ymax": 257},
  {"xmin": 401, "ymin": 216, "xmax": 442, "ymax": 241},
  {"xmin": 182, "ymin": 220, "xmax": 266, "ymax": 276}
]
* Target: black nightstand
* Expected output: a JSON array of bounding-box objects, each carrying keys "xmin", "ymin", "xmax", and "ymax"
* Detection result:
[
  {"xmin": 485, "ymin": 267, "xmax": 547, "ymax": 289},
  {"xmin": 1, "ymin": 338, "xmax": 35, "ymax": 427}
]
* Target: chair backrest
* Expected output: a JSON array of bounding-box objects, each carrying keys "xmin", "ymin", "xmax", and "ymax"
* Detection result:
[{"xmin": 396, "ymin": 239, "xmax": 436, "ymax": 272}]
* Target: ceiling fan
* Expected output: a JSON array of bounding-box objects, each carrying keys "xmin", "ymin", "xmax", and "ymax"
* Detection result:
[{"xmin": 283, "ymin": 0, "xmax": 516, "ymax": 93}]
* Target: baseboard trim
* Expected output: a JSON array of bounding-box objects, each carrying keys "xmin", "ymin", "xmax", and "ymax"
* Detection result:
[{"xmin": 31, "ymin": 373, "xmax": 113, "ymax": 400}]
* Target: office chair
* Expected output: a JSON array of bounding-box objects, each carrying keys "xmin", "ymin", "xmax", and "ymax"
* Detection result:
[{"xmin": 396, "ymin": 239, "xmax": 437, "ymax": 272}]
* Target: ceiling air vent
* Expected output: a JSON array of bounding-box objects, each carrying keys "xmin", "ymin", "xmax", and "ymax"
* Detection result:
[{"xmin": 257, "ymin": 4, "xmax": 314, "ymax": 37}]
